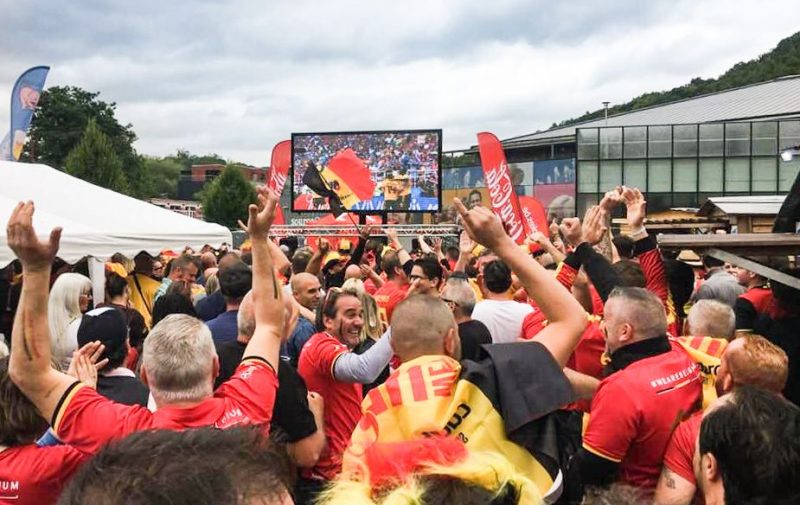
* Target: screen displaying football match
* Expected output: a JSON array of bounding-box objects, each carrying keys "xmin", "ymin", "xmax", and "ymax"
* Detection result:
[{"xmin": 291, "ymin": 130, "xmax": 442, "ymax": 213}]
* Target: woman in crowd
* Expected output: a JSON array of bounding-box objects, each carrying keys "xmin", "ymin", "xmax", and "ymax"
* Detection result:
[{"xmin": 47, "ymin": 273, "xmax": 92, "ymax": 369}]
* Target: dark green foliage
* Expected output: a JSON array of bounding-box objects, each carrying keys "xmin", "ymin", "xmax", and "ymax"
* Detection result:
[
  {"xmin": 64, "ymin": 118, "xmax": 129, "ymax": 193},
  {"xmin": 200, "ymin": 165, "xmax": 257, "ymax": 229}
]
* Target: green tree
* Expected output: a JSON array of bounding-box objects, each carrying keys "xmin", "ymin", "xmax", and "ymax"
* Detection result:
[
  {"xmin": 200, "ymin": 165, "xmax": 257, "ymax": 229},
  {"xmin": 64, "ymin": 118, "xmax": 129, "ymax": 193},
  {"xmin": 22, "ymin": 86, "xmax": 147, "ymax": 196},
  {"xmin": 141, "ymin": 157, "xmax": 182, "ymax": 198}
]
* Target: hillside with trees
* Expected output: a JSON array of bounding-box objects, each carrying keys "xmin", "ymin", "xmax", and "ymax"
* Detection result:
[{"xmin": 552, "ymin": 30, "xmax": 800, "ymax": 128}]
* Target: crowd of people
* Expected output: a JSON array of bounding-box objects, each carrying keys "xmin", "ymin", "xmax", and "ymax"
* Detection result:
[{"xmin": 1, "ymin": 185, "xmax": 799, "ymax": 505}]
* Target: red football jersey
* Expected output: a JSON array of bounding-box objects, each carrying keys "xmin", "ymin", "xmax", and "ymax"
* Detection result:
[
  {"xmin": 298, "ymin": 332, "xmax": 363, "ymax": 481},
  {"xmin": 739, "ymin": 286, "xmax": 773, "ymax": 315},
  {"xmin": 374, "ymin": 280, "xmax": 409, "ymax": 329},
  {"xmin": 663, "ymin": 410, "xmax": 702, "ymax": 485},
  {"xmin": 583, "ymin": 341, "xmax": 702, "ymax": 489},
  {"xmin": 53, "ymin": 357, "xmax": 277, "ymax": 455},
  {"xmin": 0, "ymin": 444, "xmax": 86, "ymax": 505}
]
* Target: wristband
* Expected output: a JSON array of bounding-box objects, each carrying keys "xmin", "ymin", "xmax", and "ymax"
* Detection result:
[{"xmin": 629, "ymin": 227, "xmax": 647, "ymax": 239}]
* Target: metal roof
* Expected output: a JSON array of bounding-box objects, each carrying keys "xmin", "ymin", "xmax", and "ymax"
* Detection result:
[
  {"xmin": 505, "ymin": 75, "xmax": 800, "ymax": 146},
  {"xmin": 698, "ymin": 195, "xmax": 786, "ymax": 216}
]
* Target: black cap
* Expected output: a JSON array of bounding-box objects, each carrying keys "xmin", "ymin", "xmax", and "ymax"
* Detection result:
[{"xmin": 77, "ymin": 307, "xmax": 128, "ymax": 355}]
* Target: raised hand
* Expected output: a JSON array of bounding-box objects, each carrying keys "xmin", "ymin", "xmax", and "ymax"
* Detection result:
[
  {"xmin": 622, "ymin": 186, "xmax": 647, "ymax": 230},
  {"xmin": 432, "ymin": 237, "xmax": 443, "ymax": 254},
  {"xmin": 453, "ymin": 198, "xmax": 509, "ymax": 251},
  {"xmin": 238, "ymin": 187, "xmax": 279, "ymax": 238},
  {"xmin": 318, "ymin": 238, "xmax": 331, "ymax": 255},
  {"xmin": 66, "ymin": 341, "xmax": 108, "ymax": 389},
  {"xmin": 6, "ymin": 201, "xmax": 62, "ymax": 271},
  {"xmin": 385, "ymin": 227, "xmax": 400, "ymax": 248},
  {"xmin": 528, "ymin": 230, "xmax": 550, "ymax": 246},
  {"xmin": 599, "ymin": 187, "xmax": 624, "ymax": 213},
  {"xmin": 581, "ymin": 206, "xmax": 609, "ymax": 246},
  {"xmin": 459, "ymin": 231, "xmax": 475, "ymax": 255},
  {"xmin": 559, "ymin": 217, "xmax": 584, "ymax": 247}
]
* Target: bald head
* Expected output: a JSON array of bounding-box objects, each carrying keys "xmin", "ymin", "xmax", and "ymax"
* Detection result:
[
  {"xmin": 391, "ymin": 295, "xmax": 459, "ymax": 362},
  {"xmin": 291, "ymin": 272, "xmax": 321, "ymax": 311},
  {"xmin": 200, "ymin": 252, "xmax": 217, "ymax": 270},
  {"xmin": 344, "ymin": 264, "xmax": 362, "ymax": 282},
  {"xmin": 236, "ymin": 291, "xmax": 255, "ymax": 341}
]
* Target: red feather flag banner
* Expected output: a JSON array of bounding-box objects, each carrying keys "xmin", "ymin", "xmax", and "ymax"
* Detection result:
[
  {"xmin": 267, "ymin": 140, "xmax": 291, "ymax": 225},
  {"xmin": 518, "ymin": 195, "xmax": 549, "ymax": 236},
  {"xmin": 477, "ymin": 132, "xmax": 528, "ymax": 244}
]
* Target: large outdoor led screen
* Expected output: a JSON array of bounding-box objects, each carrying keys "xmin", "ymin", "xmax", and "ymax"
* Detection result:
[{"xmin": 291, "ymin": 130, "xmax": 442, "ymax": 213}]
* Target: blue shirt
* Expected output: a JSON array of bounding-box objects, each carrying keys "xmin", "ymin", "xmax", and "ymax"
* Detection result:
[
  {"xmin": 286, "ymin": 316, "xmax": 316, "ymax": 364},
  {"xmin": 207, "ymin": 310, "xmax": 239, "ymax": 345}
]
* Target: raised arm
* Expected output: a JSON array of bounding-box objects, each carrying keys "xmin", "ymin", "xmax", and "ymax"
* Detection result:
[
  {"xmin": 305, "ymin": 239, "xmax": 329, "ymax": 276},
  {"xmin": 7, "ymin": 201, "xmax": 77, "ymax": 423},
  {"xmin": 385, "ymin": 228, "xmax": 412, "ymax": 267},
  {"xmin": 241, "ymin": 188, "xmax": 286, "ymax": 370},
  {"xmin": 453, "ymin": 231, "xmax": 475, "ymax": 273},
  {"xmin": 266, "ymin": 238, "xmax": 291, "ymax": 275},
  {"xmin": 453, "ymin": 199, "xmax": 586, "ymax": 367}
]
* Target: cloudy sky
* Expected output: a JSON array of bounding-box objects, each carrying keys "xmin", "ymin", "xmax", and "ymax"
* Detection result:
[{"xmin": 1, "ymin": 0, "xmax": 799, "ymax": 166}]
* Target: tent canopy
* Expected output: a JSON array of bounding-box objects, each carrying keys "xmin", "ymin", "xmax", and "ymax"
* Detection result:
[{"xmin": 0, "ymin": 161, "xmax": 232, "ymax": 267}]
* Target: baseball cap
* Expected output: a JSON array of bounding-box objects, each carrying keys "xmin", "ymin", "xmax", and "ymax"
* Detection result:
[{"xmin": 77, "ymin": 307, "xmax": 128, "ymax": 354}]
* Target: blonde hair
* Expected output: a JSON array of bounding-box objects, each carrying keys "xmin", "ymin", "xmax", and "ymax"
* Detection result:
[
  {"xmin": 205, "ymin": 273, "xmax": 220, "ymax": 296},
  {"xmin": 47, "ymin": 273, "xmax": 91, "ymax": 366},
  {"xmin": 342, "ymin": 278, "xmax": 382, "ymax": 340},
  {"xmin": 319, "ymin": 448, "xmax": 542, "ymax": 505}
]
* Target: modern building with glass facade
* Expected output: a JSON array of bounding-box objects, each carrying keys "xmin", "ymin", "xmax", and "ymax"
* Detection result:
[{"xmin": 457, "ymin": 75, "xmax": 800, "ymax": 220}]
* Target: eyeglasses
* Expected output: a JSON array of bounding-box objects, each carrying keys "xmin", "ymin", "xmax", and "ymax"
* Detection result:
[{"xmin": 441, "ymin": 297, "xmax": 460, "ymax": 307}]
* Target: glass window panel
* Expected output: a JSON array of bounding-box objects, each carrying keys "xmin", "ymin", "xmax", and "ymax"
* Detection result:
[
  {"xmin": 673, "ymin": 124, "xmax": 698, "ymax": 157},
  {"xmin": 699, "ymin": 124, "xmax": 724, "ymax": 156},
  {"xmin": 673, "ymin": 159, "xmax": 697, "ymax": 192},
  {"xmin": 699, "ymin": 158, "xmax": 723, "ymax": 192},
  {"xmin": 577, "ymin": 128, "xmax": 599, "ymax": 160},
  {"xmin": 623, "ymin": 160, "xmax": 647, "ymax": 188},
  {"xmin": 752, "ymin": 157, "xmax": 777, "ymax": 192},
  {"xmin": 672, "ymin": 193, "xmax": 698, "ymax": 208},
  {"xmin": 780, "ymin": 158, "xmax": 800, "ymax": 192},
  {"xmin": 623, "ymin": 127, "xmax": 647, "ymax": 158},
  {"xmin": 648, "ymin": 159, "xmax": 671, "ymax": 192},
  {"xmin": 646, "ymin": 193, "xmax": 672, "ymax": 213},
  {"xmin": 599, "ymin": 127, "xmax": 623, "ymax": 159},
  {"xmin": 752, "ymin": 122, "xmax": 778, "ymax": 156},
  {"xmin": 648, "ymin": 126, "xmax": 672, "ymax": 158},
  {"xmin": 725, "ymin": 123, "xmax": 750, "ymax": 156},
  {"xmin": 779, "ymin": 120, "xmax": 800, "ymax": 152},
  {"xmin": 725, "ymin": 158, "xmax": 750, "ymax": 192},
  {"xmin": 599, "ymin": 161, "xmax": 622, "ymax": 191},
  {"xmin": 578, "ymin": 161, "xmax": 598, "ymax": 192},
  {"xmin": 577, "ymin": 193, "xmax": 599, "ymax": 219}
]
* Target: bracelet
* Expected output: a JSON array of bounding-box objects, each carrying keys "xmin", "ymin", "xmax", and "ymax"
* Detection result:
[{"xmin": 629, "ymin": 227, "xmax": 647, "ymax": 238}]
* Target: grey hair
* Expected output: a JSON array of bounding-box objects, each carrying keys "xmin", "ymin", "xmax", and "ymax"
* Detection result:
[
  {"xmin": 442, "ymin": 276, "xmax": 477, "ymax": 316},
  {"xmin": 607, "ymin": 287, "xmax": 668, "ymax": 339},
  {"xmin": 142, "ymin": 315, "xmax": 216, "ymax": 405},
  {"xmin": 687, "ymin": 299, "xmax": 736, "ymax": 340}
]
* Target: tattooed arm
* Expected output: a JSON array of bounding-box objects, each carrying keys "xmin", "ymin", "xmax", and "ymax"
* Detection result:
[
  {"xmin": 242, "ymin": 188, "xmax": 286, "ymax": 371},
  {"xmin": 7, "ymin": 201, "xmax": 81, "ymax": 423}
]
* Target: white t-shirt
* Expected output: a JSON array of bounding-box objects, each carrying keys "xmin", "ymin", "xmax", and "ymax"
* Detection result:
[{"xmin": 471, "ymin": 299, "xmax": 533, "ymax": 344}]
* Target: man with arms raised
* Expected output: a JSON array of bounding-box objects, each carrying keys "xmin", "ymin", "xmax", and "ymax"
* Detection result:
[
  {"xmin": 344, "ymin": 199, "xmax": 589, "ymax": 502},
  {"xmin": 7, "ymin": 190, "xmax": 284, "ymax": 456}
]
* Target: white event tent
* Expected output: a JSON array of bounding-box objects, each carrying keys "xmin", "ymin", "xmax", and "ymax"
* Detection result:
[{"xmin": 0, "ymin": 161, "xmax": 231, "ymax": 293}]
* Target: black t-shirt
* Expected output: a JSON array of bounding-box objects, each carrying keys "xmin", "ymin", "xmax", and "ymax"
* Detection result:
[
  {"xmin": 458, "ymin": 319, "xmax": 493, "ymax": 362},
  {"xmin": 196, "ymin": 291, "xmax": 226, "ymax": 322},
  {"xmin": 215, "ymin": 340, "xmax": 318, "ymax": 443},
  {"xmin": 97, "ymin": 374, "xmax": 149, "ymax": 407}
]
